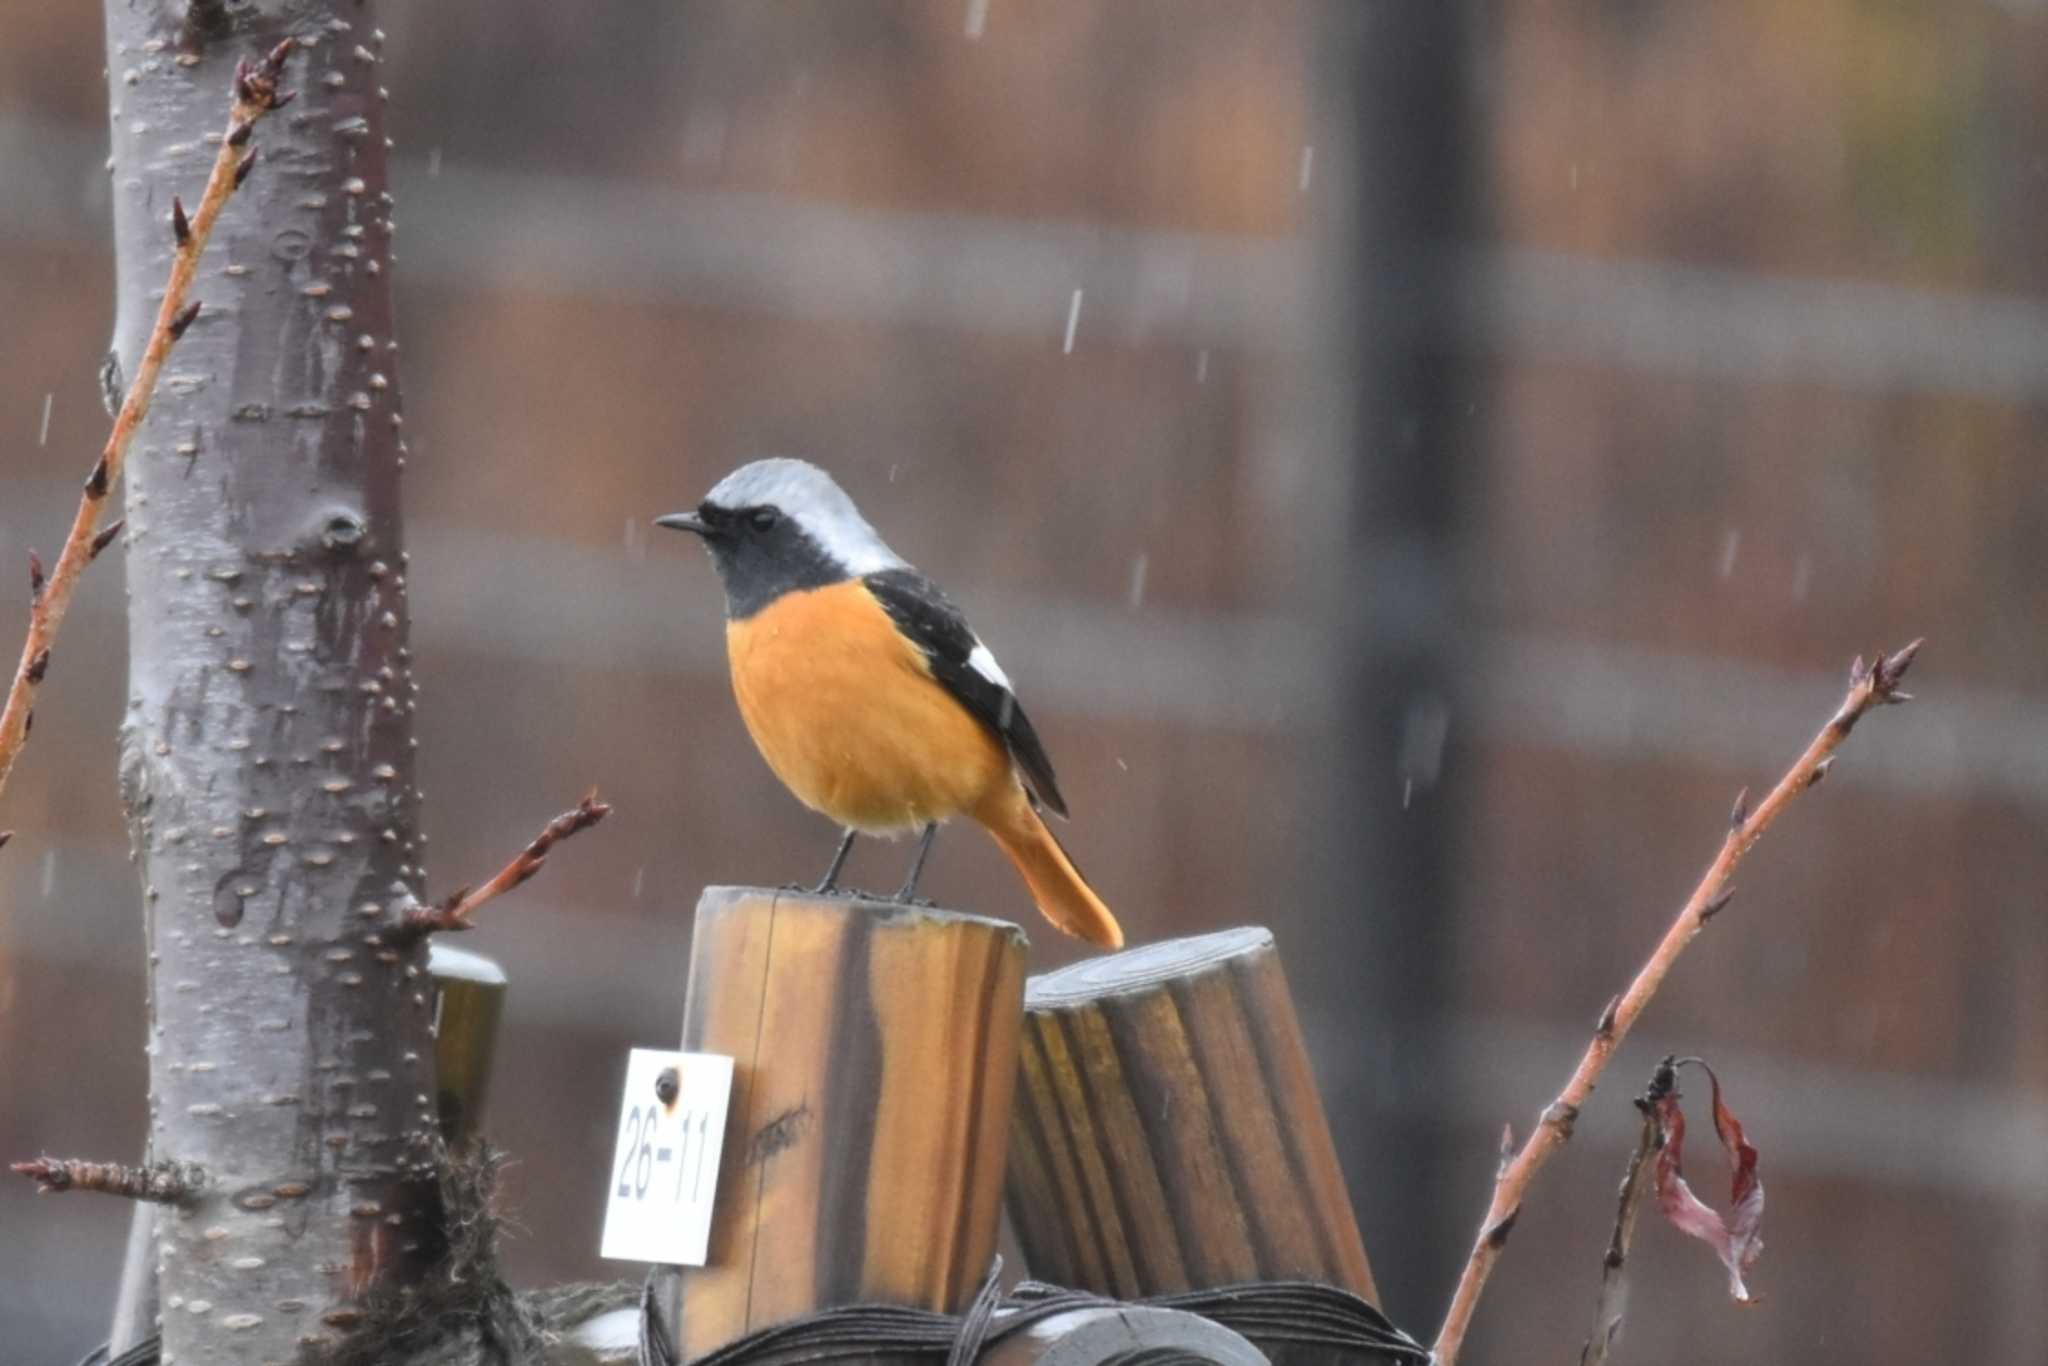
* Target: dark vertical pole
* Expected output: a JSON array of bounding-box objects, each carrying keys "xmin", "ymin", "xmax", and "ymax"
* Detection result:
[{"xmin": 1302, "ymin": 0, "xmax": 1481, "ymax": 1329}]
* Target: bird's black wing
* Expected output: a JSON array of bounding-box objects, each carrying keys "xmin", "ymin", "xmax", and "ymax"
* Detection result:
[{"xmin": 862, "ymin": 568, "xmax": 1069, "ymax": 818}]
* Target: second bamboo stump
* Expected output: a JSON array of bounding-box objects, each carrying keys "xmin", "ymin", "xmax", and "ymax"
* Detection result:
[
  {"xmin": 1005, "ymin": 926, "xmax": 1380, "ymax": 1305},
  {"xmin": 675, "ymin": 886, "xmax": 1028, "ymax": 1357}
]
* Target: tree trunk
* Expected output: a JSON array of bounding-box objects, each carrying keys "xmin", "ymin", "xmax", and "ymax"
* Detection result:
[{"xmin": 102, "ymin": 4, "xmax": 440, "ymax": 1361}]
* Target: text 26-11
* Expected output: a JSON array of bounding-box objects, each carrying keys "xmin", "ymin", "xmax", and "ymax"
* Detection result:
[{"xmin": 614, "ymin": 1105, "xmax": 714, "ymax": 1203}]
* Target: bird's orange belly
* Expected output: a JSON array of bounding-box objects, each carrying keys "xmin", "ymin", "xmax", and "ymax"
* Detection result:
[{"xmin": 726, "ymin": 581, "xmax": 1010, "ymax": 834}]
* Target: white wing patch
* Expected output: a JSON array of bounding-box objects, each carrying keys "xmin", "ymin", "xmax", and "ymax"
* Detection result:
[{"xmin": 968, "ymin": 641, "xmax": 1013, "ymax": 692}]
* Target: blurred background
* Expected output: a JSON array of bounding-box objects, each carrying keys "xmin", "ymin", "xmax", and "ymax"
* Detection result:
[{"xmin": 3, "ymin": 1, "xmax": 2045, "ymax": 1361}]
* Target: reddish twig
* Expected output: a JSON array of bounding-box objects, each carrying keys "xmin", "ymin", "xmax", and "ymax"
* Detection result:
[
  {"xmin": 0, "ymin": 40, "xmax": 293, "ymax": 846},
  {"xmin": 11, "ymin": 1156, "xmax": 205, "ymax": 1205},
  {"xmin": 1431, "ymin": 640, "xmax": 1922, "ymax": 1365},
  {"xmin": 1578, "ymin": 1065, "xmax": 1670, "ymax": 1366},
  {"xmin": 398, "ymin": 790, "xmax": 612, "ymax": 939}
]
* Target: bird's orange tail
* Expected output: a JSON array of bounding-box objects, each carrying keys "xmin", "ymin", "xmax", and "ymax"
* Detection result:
[{"xmin": 976, "ymin": 789, "xmax": 1123, "ymax": 949}]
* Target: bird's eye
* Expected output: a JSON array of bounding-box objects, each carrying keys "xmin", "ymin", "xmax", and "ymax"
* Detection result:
[{"xmin": 749, "ymin": 507, "xmax": 781, "ymax": 533}]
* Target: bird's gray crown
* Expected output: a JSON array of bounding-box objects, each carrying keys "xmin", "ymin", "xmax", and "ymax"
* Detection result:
[{"xmin": 704, "ymin": 458, "xmax": 906, "ymax": 577}]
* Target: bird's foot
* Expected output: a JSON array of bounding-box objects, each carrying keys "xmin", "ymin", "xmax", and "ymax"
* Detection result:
[{"xmin": 779, "ymin": 880, "xmax": 872, "ymax": 900}]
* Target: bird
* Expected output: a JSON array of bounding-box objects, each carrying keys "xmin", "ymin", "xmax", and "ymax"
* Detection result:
[{"xmin": 656, "ymin": 458, "xmax": 1123, "ymax": 949}]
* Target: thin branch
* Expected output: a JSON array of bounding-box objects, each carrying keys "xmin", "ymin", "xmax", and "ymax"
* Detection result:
[
  {"xmin": 0, "ymin": 40, "xmax": 293, "ymax": 840},
  {"xmin": 396, "ymin": 790, "xmax": 613, "ymax": 941},
  {"xmin": 11, "ymin": 1156, "xmax": 205, "ymax": 1205},
  {"xmin": 1431, "ymin": 639, "xmax": 1922, "ymax": 1365},
  {"xmin": 1578, "ymin": 1065, "xmax": 1672, "ymax": 1366}
]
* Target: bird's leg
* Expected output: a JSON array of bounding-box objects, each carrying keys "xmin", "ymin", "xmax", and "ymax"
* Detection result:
[
  {"xmin": 893, "ymin": 823, "xmax": 940, "ymax": 904},
  {"xmin": 811, "ymin": 828, "xmax": 858, "ymax": 895}
]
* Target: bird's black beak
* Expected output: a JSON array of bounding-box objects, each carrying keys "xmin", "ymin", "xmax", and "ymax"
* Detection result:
[{"xmin": 655, "ymin": 511, "xmax": 709, "ymax": 536}]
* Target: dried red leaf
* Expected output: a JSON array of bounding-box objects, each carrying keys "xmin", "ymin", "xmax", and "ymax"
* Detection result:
[
  {"xmin": 1706, "ymin": 1063, "xmax": 1764, "ymax": 1290},
  {"xmin": 1651, "ymin": 1058, "xmax": 1764, "ymax": 1303}
]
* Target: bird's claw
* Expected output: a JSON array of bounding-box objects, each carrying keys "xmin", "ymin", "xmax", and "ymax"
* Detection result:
[{"xmin": 780, "ymin": 880, "xmax": 872, "ymax": 900}]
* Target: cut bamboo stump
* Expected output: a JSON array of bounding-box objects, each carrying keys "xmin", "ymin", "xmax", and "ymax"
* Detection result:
[
  {"xmin": 675, "ymin": 886, "xmax": 1029, "ymax": 1358},
  {"xmin": 428, "ymin": 942, "xmax": 507, "ymax": 1146},
  {"xmin": 1005, "ymin": 927, "xmax": 1380, "ymax": 1307}
]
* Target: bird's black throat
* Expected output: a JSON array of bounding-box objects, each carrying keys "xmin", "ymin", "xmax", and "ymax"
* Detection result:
[{"xmin": 696, "ymin": 514, "xmax": 848, "ymax": 619}]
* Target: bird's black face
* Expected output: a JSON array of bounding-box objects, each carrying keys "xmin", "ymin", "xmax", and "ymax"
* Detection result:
[{"xmin": 657, "ymin": 501, "xmax": 846, "ymax": 619}]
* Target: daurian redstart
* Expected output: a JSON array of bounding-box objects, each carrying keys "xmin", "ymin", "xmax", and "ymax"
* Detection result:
[{"xmin": 658, "ymin": 459, "xmax": 1123, "ymax": 948}]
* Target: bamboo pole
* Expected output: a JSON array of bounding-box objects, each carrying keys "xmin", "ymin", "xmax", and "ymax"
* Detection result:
[
  {"xmin": 427, "ymin": 943, "xmax": 507, "ymax": 1146},
  {"xmin": 674, "ymin": 886, "xmax": 1028, "ymax": 1357},
  {"xmin": 1005, "ymin": 927, "xmax": 1379, "ymax": 1307},
  {"xmin": 105, "ymin": 1204, "xmax": 157, "ymax": 1357}
]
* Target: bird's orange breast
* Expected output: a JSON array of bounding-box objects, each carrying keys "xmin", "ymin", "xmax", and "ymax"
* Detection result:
[{"xmin": 725, "ymin": 580, "xmax": 1011, "ymax": 833}]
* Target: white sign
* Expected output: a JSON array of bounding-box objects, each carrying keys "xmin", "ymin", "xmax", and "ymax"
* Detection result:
[{"xmin": 599, "ymin": 1048, "xmax": 734, "ymax": 1266}]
